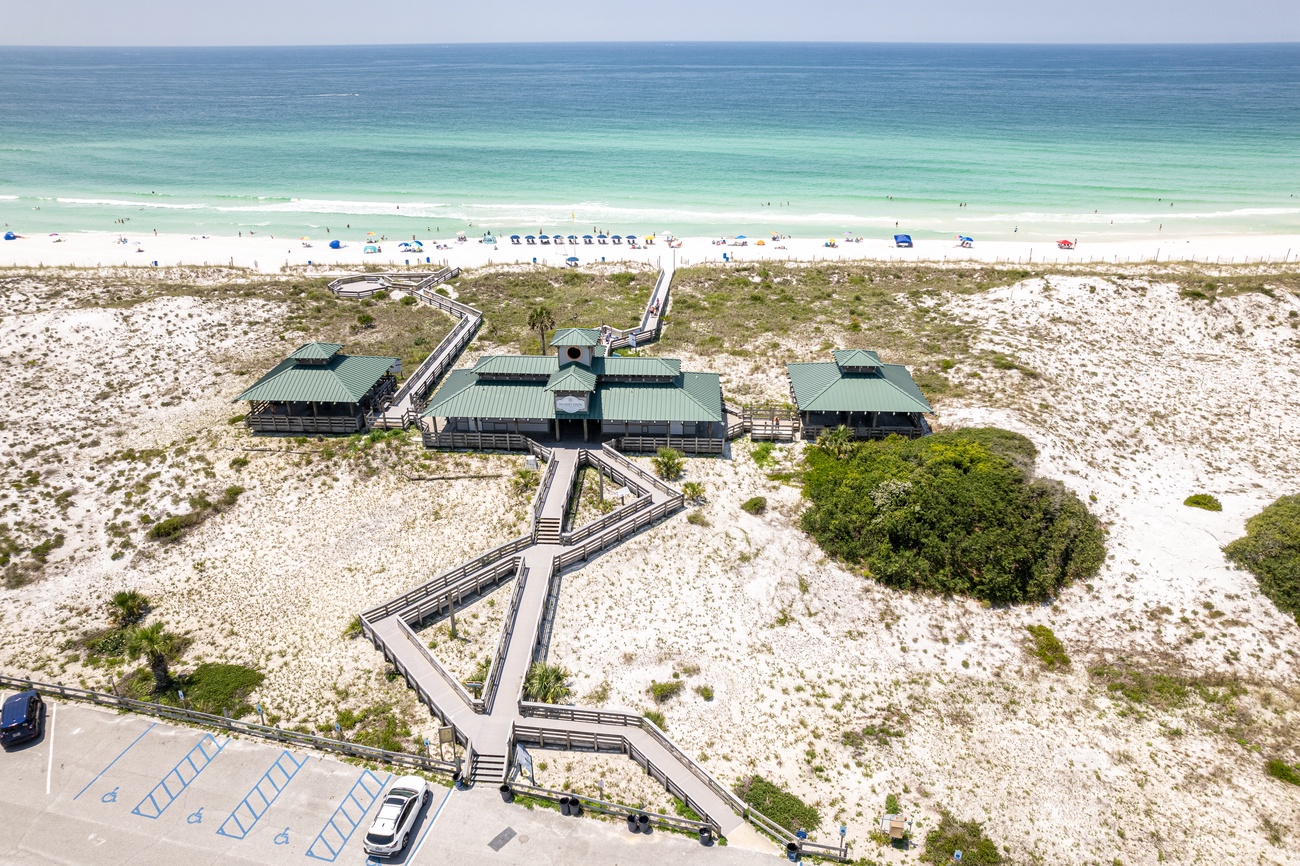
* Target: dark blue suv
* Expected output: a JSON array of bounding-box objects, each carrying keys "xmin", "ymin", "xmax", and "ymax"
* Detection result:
[{"xmin": 1, "ymin": 690, "xmax": 45, "ymax": 747}]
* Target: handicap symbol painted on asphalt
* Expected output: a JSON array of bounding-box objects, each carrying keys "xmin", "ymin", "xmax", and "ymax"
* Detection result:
[
  {"xmin": 274, "ymin": 827, "xmax": 290, "ymax": 846},
  {"xmin": 100, "ymin": 787, "xmax": 119, "ymax": 804},
  {"xmin": 187, "ymin": 807, "xmax": 204, "ymax": 825},
  {"xmin": 366, "ymin": 858, "xmax": 382, "ymax": 866}
]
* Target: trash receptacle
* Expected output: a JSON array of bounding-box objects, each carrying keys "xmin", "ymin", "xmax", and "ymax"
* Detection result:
[
  {"xmin": 451, "ymin": 771, "xmax": 462, "ymax": 789},
  {"xmin": 560, "ymin": 796, "xmax": 572, "ymax": 816},
  {"xmin": 569, "ymin": 797, "xmax": 582, "ymax": 817},
  {"xmin": 699, "ymin": 826, "xmax": 713, "ymax": 846},
  {"xmin": 627, "ymin": 813, "xmax": 640, "ymax": 833},
  {"xmin": 498, "ymin": 783, "xmax": 513, "ymax": 803},
  {"xmin": 637, "ymin": 814, "xmax": 651, "ymax": 833},
  {"xmin": 786, "ymin": 840, "xmax": 801, "ymax": 861}
]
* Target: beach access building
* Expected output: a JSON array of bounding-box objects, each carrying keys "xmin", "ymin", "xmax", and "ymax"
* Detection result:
[
  {"xmin": 423, "ymin": 327, "xmax": 724, "ymax": 448},
  {"xmin": 234, "ymin": 342, "xmax": 400, "ymax": 435},
  {"xmin": 787, "ymin": 349, "xmax": 932, "ymax": 440}
]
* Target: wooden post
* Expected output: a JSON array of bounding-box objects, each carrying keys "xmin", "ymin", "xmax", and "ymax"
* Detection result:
[{"xmin": 582, "ymin": 418, "xmax": 588, "ymax": 441}]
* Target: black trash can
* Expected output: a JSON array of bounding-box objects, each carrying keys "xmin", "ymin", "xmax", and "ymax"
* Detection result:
[
  {"xmin": 699, "ymin": 826, "xmax": 713, "ymax": 846},
  {"xmin": 627, "ymin": 813, "xmax": 640, "ymax": 833},
  {"xmin": 569, "ymin": 798, "xmax": 582, "ymax": 817},
  {"xmin": 637, "ymin": 813, "xmax": 651, "ymax": 834},
  {"xmin": 560, "ymin": 796, "xmax": 572, "ymax": 816},
  {"xmin": 452, "ymin": 771, "xmax": 463, "ymax": 790},
  {"xmin": 498, "ymin": 783, "xmax": 513, "ymax": 803},
  {"xmin": 786, "ymin": 840, "xmax": 801, "ymax": 861}
]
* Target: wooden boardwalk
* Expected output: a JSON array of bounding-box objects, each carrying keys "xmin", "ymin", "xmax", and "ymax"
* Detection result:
[{"xmin": 357, "ymin": 441, "xmax": 786, "ymax": 843}]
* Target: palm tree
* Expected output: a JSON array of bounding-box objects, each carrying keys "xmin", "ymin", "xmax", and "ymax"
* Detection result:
[
  {"xmin": 527, "ymin": 305, "xmax": 556, "ymax": 354},
  {"xmin": 816, "ymin": 425, "xmax": 855, "ymax": 459},
  {"xmin": 108, "ymin": 590, "xmax": 150, "ymax": 628},
  {"xmin": 125, "ymin": 622, "xmax": 180, "ymax": 693},
  {"xmin": 523, "ymin": 662, "xmax": 571, "ymax": 704},
  {"xmin": 681, "ymin": 481, "xmax": 706, "ymax": 505},
  {"xmin": 652, "ymin": 447, "xmax": 684, "ymax": 480}
]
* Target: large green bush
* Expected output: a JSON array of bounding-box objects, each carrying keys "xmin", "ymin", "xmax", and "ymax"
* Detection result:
[
  {"xmin": 1224, "ymin": 495, "xmax": 1300, "ymax": 623},
  {"xmin": 733, "ymin": 775, "xmax": 820, "ymax": 833},
  {"xmin": 922, "ymin": 811, "xmax": 1002, "ymax": 866},
  {"xmin": 800, "ymin": 429, "xmax": 1104, "ymax": 605}
]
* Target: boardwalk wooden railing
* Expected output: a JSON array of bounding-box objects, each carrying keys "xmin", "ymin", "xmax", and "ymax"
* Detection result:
[
  {"xmin": 723, "ymin": 403, "xmax": 800, "ymax": 442},
  {"xmin": 560, "ymin": 494, "xmax": 652, "ymax": 546},
  {"xmin": 800, "ymin": 423, "xmax": 925, "ymax": 441},
  {"xmin": 397, "ymin": 616, "xmax": 484, "ymax": 713},
  {"xmin": 360, "ymin": 614, "xmax": 469, "ymax": 744},
  {"xmin": 596, "ymin": 443, "xmax": 683, "ymax": 501},
  {"xmin": 551, "ymin": 499, "xmax": 681, "ymax": 573},
  {"xmin": 424, "ymin": 431, "xmax": 537, "ymax": 452},
  {"xmin": 514, "ymin": 700, "xmax": 848, "ymax": 859},
  {"xmin": 0, "ymin": 672, "xmax": 456, "ymax": 775},
  {"xmin": 394, "ymin": 554, "xmax": 523, "ymax": 626},
  {"xmin": 361, "ymin": 535, "xmax": 534, "ymax": 622},
  {"xmin": 613, "ymin": 435, "xmax": 726, "ymax": 455},
  {"xmin": 530, "ymin": 454, "xmax": 560, "ymax": 532},
  {"xmin": 245, "ymin": 412, "xmax": 363, "ymax": 435},
  {"xmin": 505, "ymin": 777, "xmax": 713, "ymax": 836},
  {"xmin": 481, "ymin": 559, "xmax": 529, "ymax": 714}
]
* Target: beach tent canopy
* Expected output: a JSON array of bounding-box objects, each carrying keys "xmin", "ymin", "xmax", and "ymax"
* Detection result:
[
  {"xmin": 567, "ymin": 256, "xmax": 579, "ymax": 262},
  {"xmin": 3, "ymin": 232, "xmax": 16, "ymax": 241},
  {"xmin": 364, "ymin": 244, "xmax": 379, "ymax": 253},
  {"xmin": 894, "ymin": 234, "xmax": 913, "ymax": 247},
  {"xmin": 329, "ymin": 239, "xmax": 342, "ymax": 249}
]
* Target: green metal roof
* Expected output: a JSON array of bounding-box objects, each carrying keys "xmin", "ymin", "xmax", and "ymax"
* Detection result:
[
  {"xmin": 235, "ymin": 352, "xmax": 397, "ymax": 404},
  {"xmin": 591, "ymin": 356, "xmax": 680, "ymax": 378},
  {"xmin": 787, "ymin": 361, "xmax": 932, "ymax": 414},
  {"xmin": 424, "ymin": 369, "xmax": 557, "ymax": 419},
  {"xmin": 424, "ymin": 370, "xmax": 724, "ymax": 423},
  {"xmin": 599, "ymin": 373, "xmax": 724, "ymax": 423},
  {"xmin": 289, "ymin": 342, "xmax": 344, "ymax": 362},
  {"xmin": 832, "ymin": 349, "xmax": 882, "ymax": 369},
  {"xmin": 473, "ymin": 355, "xmax": 557, "ymax": 377},
  {"xmin": 550, "ymin": 327, "xmax": 602, "ymax": 347},
  {"xmin": 546, "ymin": 364, "xmax": 598, "ymax": 393}
]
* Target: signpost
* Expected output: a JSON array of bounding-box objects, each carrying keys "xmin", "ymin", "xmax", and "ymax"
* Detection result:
[{"xmin": 514, "ymin": 744, "xmax": 536, "ymax": 785}]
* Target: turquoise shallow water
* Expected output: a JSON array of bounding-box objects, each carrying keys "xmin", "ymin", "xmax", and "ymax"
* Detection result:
[{"xmin": 1, "ymin": 43, "xmax": 1298, "ymax": 243}]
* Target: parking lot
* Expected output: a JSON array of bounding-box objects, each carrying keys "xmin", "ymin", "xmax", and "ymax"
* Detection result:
[{"xmin": 0, "ymin": 694, "xmax": 776, "ymax": 865}]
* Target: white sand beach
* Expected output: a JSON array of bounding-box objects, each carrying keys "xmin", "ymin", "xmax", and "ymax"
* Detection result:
[{"xmin": 1, "ymin": 229, "xmax": 1298, "ymax": 272}]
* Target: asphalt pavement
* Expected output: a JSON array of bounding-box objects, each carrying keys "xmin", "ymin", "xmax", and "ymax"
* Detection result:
[{"xmin": 0, "ymin": 694, "xmax": 779, "ymax": 865}]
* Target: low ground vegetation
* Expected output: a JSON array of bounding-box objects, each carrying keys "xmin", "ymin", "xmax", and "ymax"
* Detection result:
[
  {"xmin": 733, "ymin": 775, "xmax": 821, "ymax": 834},
  {"xmin": 1224, "ymin": 494, "xmax": 1300, "ymax": 623}
]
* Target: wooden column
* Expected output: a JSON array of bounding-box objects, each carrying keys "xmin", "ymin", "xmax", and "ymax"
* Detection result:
[{"xmin": 582, "ymin": 419, "xmax": 588, "ymax": 441}]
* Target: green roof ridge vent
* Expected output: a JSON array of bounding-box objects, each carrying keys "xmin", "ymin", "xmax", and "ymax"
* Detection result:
[{"xmin": 549, "ymin": 327, "xmax": 602, "ymax": 347}]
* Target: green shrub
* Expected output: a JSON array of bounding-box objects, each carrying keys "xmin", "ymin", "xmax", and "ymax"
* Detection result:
[
  {"xmin": 922, "ymin": 810, "xmax": 1002, "ymax": 866},
  {"xmin": 30, "ymin": 534, "xmax": 65, "ymax": 564},
  {"xmin": 643, "ymin": 709, "xmax": 667, "ymax": 731},
  {"xmin": 733, "ymin": 775, "xmax": 820, "ymax": 833},
  {"xmin": 686, "ymin": 511, "xmax": 711, "ymax": 527},
  {"xmin": 1184, "ymin": 494, "xmax": 1222, "ymax": 511},
  {"xmin": 1026, "ymin": 625, "xmax": 1070, "ymax": 670},
  {"xmin": 356, "ymin": 313, "xmax": 375, "ymax": 328},
  {"xmin": 885, "ymin": 793, "xmax": 901, "ymax": 814},
  {"xmin": 229, "ymin": 456, "xmax": 249, "ymax": 469},
  {"xmin": 751, "ymin": 440, "xmax": 776, "ymax": 466},
  {"xmin": 1224, "ymin": 495, "xmax": 1300, "ymax": 623},
  {"xmin": 741, "ymin": 496, "xmax": 767, "ymax": 515},
  {"xmin": 149, "ymin": 512, "xmax": 202, "ymax": 541},
  {"xmin": 694, "ymin": 684, "xmax": 714, "ymax": 701},
  {"xmin": 648, "ymin": 680, "xmax": 684, "ymax": 703},
  {"xmin": 400, "ymin": 295, "xmax": 417, "ymax": 306},
  {"xmin": 524, "ymin": 662, "xmax": 571, "ymax": 703},
  {"xmin": 1265, "ymin": 758, "xmax": 1300, "ymax": 786},
  {"xmin": 800, "ymin": 429, "xmax": 1104, "ymax": 605},
  {"xmin": 651, "ymin": 447, "xmax": 684, "ymax": 480}
]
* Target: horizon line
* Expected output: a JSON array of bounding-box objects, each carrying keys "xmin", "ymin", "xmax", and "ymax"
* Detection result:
[{"xmin": 3, "ymin": 39, "xmax": 1300, "ymax": 49}]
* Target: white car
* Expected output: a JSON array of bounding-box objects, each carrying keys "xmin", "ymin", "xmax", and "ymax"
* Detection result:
[{"xmin": 363, "ymin": 776, "xmax": 430, "ymax": 857}]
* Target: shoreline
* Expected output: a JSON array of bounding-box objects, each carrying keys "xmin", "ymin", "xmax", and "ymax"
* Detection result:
[{"xmin": 2, "ymin": 229, "xmax": 1298, "ymax": 274}]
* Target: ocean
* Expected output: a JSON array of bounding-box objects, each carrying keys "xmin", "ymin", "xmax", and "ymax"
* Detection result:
[{"xmin": 1, "ymin": 42, "xmax": 1298, "ymax": 243}]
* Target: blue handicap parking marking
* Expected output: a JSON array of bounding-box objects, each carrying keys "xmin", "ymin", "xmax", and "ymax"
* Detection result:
[
  {"xmin": 74, "ymin": 722, "xmax": 157, "ymax": 802},
  {"xmin": 187, "ymin": 807, "xmax": 205, "ymax": 825},
  {"xmin": 101, "ymin": 786, "xmax": 119, "ymax": 804},
  {"xmin": 215, "ymin": 750, "xmax": 308, "ymax": 840},
  {"xmin": 275, "ymin": 827, "xmax": 290, "ymax": 845},
  {"xmin": 304, "ymin": 769, "xmax": 392, "ymax": 862},
  {"xmin": 131, "ymin": 734, "xmax": 228, "ymax": 820}
]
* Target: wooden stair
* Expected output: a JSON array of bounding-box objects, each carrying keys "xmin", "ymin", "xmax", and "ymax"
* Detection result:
[{"xmin": 534, "ymin": 516, "xmax": 561, "ymax": 545}]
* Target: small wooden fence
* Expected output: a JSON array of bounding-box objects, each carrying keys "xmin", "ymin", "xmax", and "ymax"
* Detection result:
[
  {"xmin": 0, "ymin": 673, "xmax": 456, "ymax": 775},
  {"xmin": 530, "ymin": 454, "xmax": 560, "ymax": 531},
  {"xmin": 424, "ymin": 431, "xmax": 537, "ymax": 452},
  {"xmin": 361, "ymin": 535, "xmax": 534, "ymax": 622},
  {"xmin": 801, "ymin": 423, "xmax": 926, "ymax": 441},
  {"xmin": 481, "ymin": 559, "xmax": 529, "ymax": 714},
  {"xmin": 504, "ymin": 778, "xmax": 714, "ymax": 837},
  {"xmin": 613, "ymin": 435, "xmax": 726, "ymax": 455},
  {"xmin": 245, "ymin": 412, "xmax": 363, "ymax": 435},
  {"xmin": 515, "ymin": 701, "xmax": 850, "ymax": 860},
  {"xmin": 724, "ymin": 403, "xmax": 800, "ymax": 442}
]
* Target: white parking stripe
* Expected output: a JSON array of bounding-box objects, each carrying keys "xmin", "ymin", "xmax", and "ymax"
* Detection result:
[{"xmin": 45, "ymin": 702, "xmax": 56, "ymax": 796}]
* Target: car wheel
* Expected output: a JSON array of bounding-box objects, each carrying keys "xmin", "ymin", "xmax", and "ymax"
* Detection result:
[
  {"xmin": 423, "ymin": 790, "xmax": 430, "ymax": 806},
  {"xmin": 402, "ymin": 832, "xmax": 410, "ymax": 851}
]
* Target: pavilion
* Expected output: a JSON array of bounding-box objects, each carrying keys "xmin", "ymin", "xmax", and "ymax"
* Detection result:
[
  {"xmin": 423, "ymin": 328, "xmax": 724, "ymax": 446},
  {"xmin": 786, "ymin": 349, "xmax": 932, "ymax": 439},
  {"xmin": 234, "ymin": 342, "xmax": 400, "ymax": 434}
]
